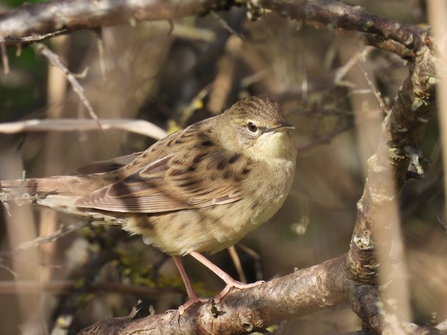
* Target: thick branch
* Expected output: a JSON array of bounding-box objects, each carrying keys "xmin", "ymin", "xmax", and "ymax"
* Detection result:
[
  {"xmin": 77, "ymin": 254, "xmax": 443, "ymax": 335},
  {"xmin": 77, "ymin": 257, "xmax": 347, "ymax": 335},
  {"xmin": 259, "ymin": 0, "xmax": 427, "ymax": 51},
  {"xmin": 348, "ymin": 33, "xmax": 436, "ymax": 283},
  {"xmin": 0, "ymin": 0, "xmax": 223, "ymax": 42}
]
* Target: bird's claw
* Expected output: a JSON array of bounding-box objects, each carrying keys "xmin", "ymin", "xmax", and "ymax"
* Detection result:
[
  {"xmin": 213, "ymin": 279, "xmax": 265, "ymax": 303},
  {"xmin": 178, "ymin": 296, "xmax": 209, "ymax": 315}
]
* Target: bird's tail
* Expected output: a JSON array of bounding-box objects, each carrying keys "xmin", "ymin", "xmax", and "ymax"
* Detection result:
[
  {"xmin": 0, "ymin": 174, "xmax": 113, "ymax": 220},
  {"xmin": 1, "ymin": 174, "xmax": 99, "ymax": 197}
]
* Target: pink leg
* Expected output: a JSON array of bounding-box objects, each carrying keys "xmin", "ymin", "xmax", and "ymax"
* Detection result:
[
  {"xmin": 189, "ymin": 251, "xmax": 264, "ymax": 303},
  {"xmin": 173, "ymin": 256, "xmax": 208, "ymax": 314}
]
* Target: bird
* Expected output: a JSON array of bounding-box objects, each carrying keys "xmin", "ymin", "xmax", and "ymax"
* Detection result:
[{"xmin": 0, "ymin": 96, "xmax": 297, "ymax": 313}]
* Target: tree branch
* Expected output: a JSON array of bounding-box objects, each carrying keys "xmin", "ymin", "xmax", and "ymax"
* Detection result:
[
  {"xmin": 78, "ymin": 257, "xmax": 348, "ymax": 335},
  {"xmin": 0, "ymin": 0, "xmax": 223, "ymax": 43},
  {"xmin": 259, "ymin": 0, "xmax": 427, "ymax": 52}
]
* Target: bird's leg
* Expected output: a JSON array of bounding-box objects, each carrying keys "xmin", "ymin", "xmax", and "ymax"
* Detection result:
[
  {"xmin": 172, "ymin": 256, "xmax": 208, "ymax": 314},
  {"xmin": 189, "ymin": 251, "xmax": 264, "ymax": 303}
]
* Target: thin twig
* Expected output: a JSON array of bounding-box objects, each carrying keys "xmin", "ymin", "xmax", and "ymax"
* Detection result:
[
  {"xmin": 0, "ymin": 280, "xmax": 175, "ymax": 296},
  {"xmin": 32, "ymin": 42, "xmax": 103, "ymax": 131},
  {"xmin": 358, "ymin": 64, "xmax": 391, "ymax": 115},
  {"xmin": 16, "ymin": 221, "xmax": 88, "ymax": 250},
  {"xmin": 297, "ymin": 122, "xmax": 353, "ymax": 155},
  {"xmin": 1, "ymin": 29, "xmax": 68, "ymax": 43},
  {"xmin": 0, "ymin": 30, "xmax": 9, "ymax": 75},
  {"xmin": 210, "ymin": 10, "xmax": 244, "ymax": 41},
  {"xmin": 227, "ymin": 246, "xmax": 247, "ymax": 284}
]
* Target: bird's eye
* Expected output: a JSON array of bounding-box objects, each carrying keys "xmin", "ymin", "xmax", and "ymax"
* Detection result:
[{"xmin": 247, "ymin": 122, "xmax": 258, "ymax": 133}]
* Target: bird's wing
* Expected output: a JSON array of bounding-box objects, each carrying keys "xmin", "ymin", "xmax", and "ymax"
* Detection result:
[{"xmin": 74, "ymin": 149, "xmax": 252, "ymax": 213}]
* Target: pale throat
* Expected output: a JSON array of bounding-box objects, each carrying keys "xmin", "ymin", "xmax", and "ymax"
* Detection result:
[{"xmin": 246, "ymin": 131, "xmax": 295, "ymax": 162}]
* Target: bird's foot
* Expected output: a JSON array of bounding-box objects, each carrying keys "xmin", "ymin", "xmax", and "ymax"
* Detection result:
[
  {"xmin": 178, "ymin": 295, "xmax": 209, "ymax": 315},
  {"xmin": 214, "ymin": 279, "xmax": 265, "ymax": 303},
  {"xmin": 188, "ymin": 251, "xmax": 265, "ymax": 303}
]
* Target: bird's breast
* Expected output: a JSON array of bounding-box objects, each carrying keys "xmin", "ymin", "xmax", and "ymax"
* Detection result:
[{"xmin": 125, "ymin": 154, "xmax": 296, "ymax": 256}]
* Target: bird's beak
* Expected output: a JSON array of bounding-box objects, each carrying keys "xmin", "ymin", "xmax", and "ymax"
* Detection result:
[
  {"xmin": 264, "ymin": 122, "xmax": 295, "ymax": 133},
  {"xmin": 276, "ymin": 122, "xmax": 295, "ymax": 131}
]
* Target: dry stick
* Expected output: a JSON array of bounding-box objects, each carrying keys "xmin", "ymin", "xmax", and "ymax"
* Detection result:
[
  {"xmin": 0, "ymin": 30, "xmax": 9, "ymax": 74},
  {"xmin": 93, "ymin": 29, "xmax": 107, "ymax": 80},
  {"xmin": 297, "ymin": 122, "xmax": 353, "ymax": 155},
  {"xmin": 1, "ymin": 29, "xmax": 68, "ymax": 43},
  {"xmin": 358, "ymin": 64, "xmax": 391, "ymax": 115},
  {"xmin": 210, "ymin": 10, "xmax": 244, "ymax": 41},
  {"xmin": 0, "ymin": 118, "xmax": 167, "ymax": 140},
  {"xmin": 227, "ymin": 246, "xmax": 247, "ymax": 284},
  {"xmin": 15, "ymin": 221, "xmax": 88, "ymax": 250},
  {"xmin": 0, "ymin": 280, "xmax": 175, "ymax": 296},
  {"xmin": 0, "ymin": 259, "xmax": 17, "ymax": 278},
  {"xmin": 32, "ymin": 42, "xmax": 103, "ymax": 131},
  {"xmin": 235, "ymin": 244, "xmax": 263, "ymax": 281}
]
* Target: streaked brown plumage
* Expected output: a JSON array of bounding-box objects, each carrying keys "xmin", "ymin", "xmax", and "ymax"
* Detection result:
[{"xmin": 1, "ymin": 96, "xmax": 297, "ymax": 312}]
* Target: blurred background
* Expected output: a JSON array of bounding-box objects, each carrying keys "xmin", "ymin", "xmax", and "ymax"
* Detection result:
[{"xmin": 1, "ymin": 0, "xmax": 445, "ymax": 334}]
